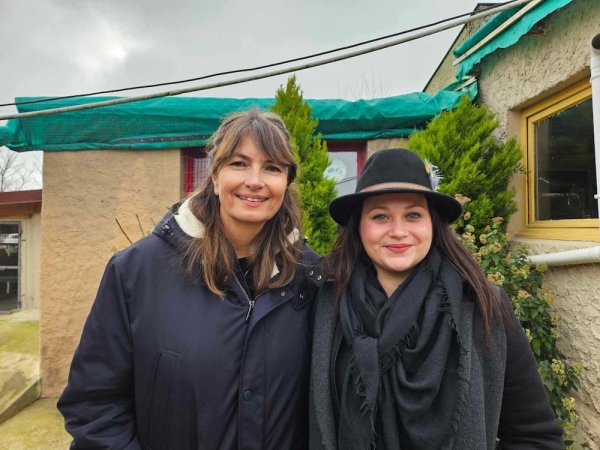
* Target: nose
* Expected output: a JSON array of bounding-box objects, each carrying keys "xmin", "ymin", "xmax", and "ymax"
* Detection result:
[
  {"xmin": 244, "ymin": 167, "xmax": 265, "ymax": 189},
  {"xmin": 389, "ymin": 218, "xmax": 409, "ymax": 238}
]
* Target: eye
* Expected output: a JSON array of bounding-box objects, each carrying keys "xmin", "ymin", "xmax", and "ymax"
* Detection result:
[
  {"xmin": 406, "ymin": 211, "xmax": 422, "ymax": 219},
  {"xmin": 265, "ymin": 164, "xmax": 284, "ymax": 172},
  {"xmin": 230, "ymin": 160, "xmax": 246, "ymax": 167},
  {"xmin": 371, "ymin": 213, "xmax": 388, "ymax": 221}
]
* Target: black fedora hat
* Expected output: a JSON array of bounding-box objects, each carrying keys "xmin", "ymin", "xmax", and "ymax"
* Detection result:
[{"xmin": 329, "ymin": 148, "xmax": 462, "ymax": 225}]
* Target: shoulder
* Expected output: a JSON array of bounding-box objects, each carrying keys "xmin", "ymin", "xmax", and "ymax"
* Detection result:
[
  {"xmin": 109, "ymin": 234, "xmax": 177, "ymax": 283},
  {"xmin": 299, "ymin": 242, "xmax": 325, "ymax": 285},
  {"xmin": 114, "ymin": 233, "xmax": 170, "ymax": 261},
  {"xmin": 300, "ymin": 242, "xmax": 321, "ymax": 265}
]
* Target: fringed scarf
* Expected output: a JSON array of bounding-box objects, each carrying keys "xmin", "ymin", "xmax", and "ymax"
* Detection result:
[{"xmin": 338, "ymin": 249, "xmax": 471, "ymax": 449}]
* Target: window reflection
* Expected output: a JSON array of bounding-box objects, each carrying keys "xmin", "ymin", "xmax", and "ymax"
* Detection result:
[{"xmin": 534, "ymin": 98, "xmax": 597, "ymax": 220}]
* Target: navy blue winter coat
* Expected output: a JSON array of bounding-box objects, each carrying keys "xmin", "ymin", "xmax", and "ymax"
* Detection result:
[{"xmin": 58, "ymin": 201, "xmax": 321, "ymax": 450}]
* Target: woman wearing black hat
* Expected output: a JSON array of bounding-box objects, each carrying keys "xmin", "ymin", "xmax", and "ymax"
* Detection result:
[{"xmin": 309, "ymin": 148, "xmax": 563, "ymax": 449}]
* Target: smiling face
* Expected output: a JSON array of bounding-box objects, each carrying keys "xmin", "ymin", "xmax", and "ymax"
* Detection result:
[
  {"xmin": 359, "ymin": 192, "xmax": 433, "ymax": 294},
  {"xmin": 213, "ymin": 135, "xmax": 289, "ymax": 240}
]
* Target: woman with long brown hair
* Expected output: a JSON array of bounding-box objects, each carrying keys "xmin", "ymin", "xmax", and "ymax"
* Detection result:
[{"xmin": 59, "ymin": 109, "xmax": 320, "ymax": 449}]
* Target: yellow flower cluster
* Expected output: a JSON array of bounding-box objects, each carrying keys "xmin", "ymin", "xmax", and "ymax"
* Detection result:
[
  {"xmin": 454, "ymin": 194, "xmax": 471, "ymax": 205},
  {"xmin": 561, "ymin": 396, "xmax": 575, "ymax": 412},
  {"xmin": 551, "ymin": 313, "xmax": 563, "ymax": 326},
  {"xmin": 543, "ymin": 292, "xmax": 555, "ymax": 305},
  {"xmin": 517, "ymin": 289, "xmax": 531, "ymax": 299},
  {"xmin": 550, "ymin": 328, "xmax": 559, "ymax": 339},
  {"xmin": 524, "ymin": 328, "xmax": 532, "ymax": 342},
  {"xmin": 463, "ymin": 211, "xmax": 471, "ymax": 220},
  {"xmin": 510, "ymin": 265, "xmax": 530, "ymax": 279},
  {"xmin": 490, "ymin": 242, "xmax": 503, "ymax": 253},
  {"xmin": 461, "ymin": 233, "xmax": 475, "ymax": 244},
  {"xmin": 486, "ymin": 272, "xmax": 505, "ymax": 286},
  {"xmin": 572, "ymin": 362, "xmax": 584, "ymax": 375},
  {"xmin": 535, "ymin": 263, "xmax": 548, "ymax": 273},
  {"xmin": 551, "ymin": 359, "xmax": 565, "ymax": 375},
  {"xmin": 551, "ymin": 359, "xmax": 568, "ymax": 386}
]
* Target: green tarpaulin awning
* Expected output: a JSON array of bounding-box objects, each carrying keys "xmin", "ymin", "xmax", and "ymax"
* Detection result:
[
  {"xmin": 0, "ymin": 83, "xmax": 476, "ymax": 152},
  {"xmin": 454, "ymin": 0, "xmax": 573, "ymax": 80}
]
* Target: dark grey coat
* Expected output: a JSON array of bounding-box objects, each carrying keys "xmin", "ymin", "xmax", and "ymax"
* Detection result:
[{"xmin": 309, "ymin": 283, "xmax": 564, "ymax": 449}]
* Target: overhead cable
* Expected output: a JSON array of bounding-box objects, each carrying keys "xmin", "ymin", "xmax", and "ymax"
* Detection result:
[
  {"xmin": 0, "ymin": 0, "xmax": 522, "ymax": 109},
  {"xmin": 0, "ymin": 0, "xmax": 533, "ymax": 121}
]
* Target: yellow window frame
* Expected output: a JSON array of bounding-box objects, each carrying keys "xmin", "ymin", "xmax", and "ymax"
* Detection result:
[{"xmin": 519, "ymin": 80, "xmax": 599, "ymax": 242}]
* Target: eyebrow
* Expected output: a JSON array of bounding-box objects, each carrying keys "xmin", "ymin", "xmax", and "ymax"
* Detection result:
[
  {"xmin": 230, "ymin": 151, "xmax": 251, "ymax": 161},
  {"xmin": 230, "ymin": 151, "xmax": 284, "ymax": 167},
  {"xmin": 365, "ymin": 202, "xmax": 427, "ymax": 212}
]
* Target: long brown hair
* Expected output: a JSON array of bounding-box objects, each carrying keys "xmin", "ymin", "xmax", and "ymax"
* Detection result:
[
  {"xmin": 185, "ymin": 109, "xmax": 302, "ymax": 297},
  {"xmin": 322, "ymin": 197, "xmax": 513, "ymax": 338}
]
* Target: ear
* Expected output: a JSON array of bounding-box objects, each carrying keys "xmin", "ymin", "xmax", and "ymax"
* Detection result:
[{"xmin": 212, "ymin": 175, "xmax": 219, "ymax": 196}]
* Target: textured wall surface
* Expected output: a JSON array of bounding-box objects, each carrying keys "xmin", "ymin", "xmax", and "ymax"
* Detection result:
[
  {"xmin": 40, "ymin": 150, "xmax": 180, "ymax": 396},
  {"xmin": 366, "ymin": 138, "xmax": 407, "ymax": 158},
  {"xmin": 473, "ymin": 0, "xmax": 600, "ymax": 442},
  {"xmin": 478, "ymin": 1, "xmax": 600, "ymax": 139},
  {"xmin": 521, "ymin": 239, "xmax": 600, "ymax": 443}
]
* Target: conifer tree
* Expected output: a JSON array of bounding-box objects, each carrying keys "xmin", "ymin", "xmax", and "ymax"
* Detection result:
[
  {"xmin": 408, "ymin": 96, "xmax": 522, "ymax": 236},
  {"xmin": 271, "ymin": 75, "xmax": 338, "ymax": 254}
]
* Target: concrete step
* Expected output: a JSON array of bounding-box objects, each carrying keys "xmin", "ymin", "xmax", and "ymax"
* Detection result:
[
  {"xmin": 0, "ymin": 309, "xmax": 40, "ymax": 424},
  {"xmin": 0, "ymin": 377, "xmax": 40, "ymax": 424}
]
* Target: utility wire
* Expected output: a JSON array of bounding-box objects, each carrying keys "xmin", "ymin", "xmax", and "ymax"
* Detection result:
[
  {"xmin": 0, "ymin": 0, "xmax": 533, "ymax": 121},
  {"xmin": 0, "ymin": 0, "xmax": 523, "ymax": 109}
]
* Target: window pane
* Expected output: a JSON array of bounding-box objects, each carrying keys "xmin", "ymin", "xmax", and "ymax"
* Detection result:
[
  {"xmin": 534, "ymin": 98, "xmax": 597, "ymax": 220},
  {"xmin": 325, "ymin": 151, "xmax": 358, "ymax": 197},
  {"xmin": 183, "ymin": 148, "xmax": 209, "ymax": 196}
]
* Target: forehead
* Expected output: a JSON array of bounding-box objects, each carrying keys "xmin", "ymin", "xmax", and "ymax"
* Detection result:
[
  {"xmin": 229, "ymin": 134, "xmax": 289, "ymax": 163},
  {"xmin": 361, "ymin": 192, "xmax": 428, "ymax": 211}
]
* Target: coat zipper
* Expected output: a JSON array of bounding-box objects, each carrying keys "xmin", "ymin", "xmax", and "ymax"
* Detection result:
[
  {"xmin": 246, "ymin": 300, "xmax": 255, "ymax": 321},
  {"xmin": 232, "ymin": 274, "xmax": 266, "ymax": 322}
]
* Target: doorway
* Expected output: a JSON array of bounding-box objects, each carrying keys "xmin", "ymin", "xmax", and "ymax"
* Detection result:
[{"xmin": 0, "ymin": 222, "xmax": 20, "ymax": 312}]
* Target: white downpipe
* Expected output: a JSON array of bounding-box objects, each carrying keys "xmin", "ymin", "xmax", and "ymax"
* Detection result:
[
  {"xmin": 528, "ymin": 246, "xmax": 600, "ymax": 266},
  {"xmin": 592, "ymin": 34, "xmax": 600, "ymax": 227}
]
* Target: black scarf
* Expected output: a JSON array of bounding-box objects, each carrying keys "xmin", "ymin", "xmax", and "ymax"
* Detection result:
[{"xmin": 338, "ymin": 249, "xmax": 470, "ymax": 449}]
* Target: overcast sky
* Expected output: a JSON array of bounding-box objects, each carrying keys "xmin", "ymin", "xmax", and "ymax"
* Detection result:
[{"xmin": 0, "ymin": 0, "xmax": 485, "ymax": 187}]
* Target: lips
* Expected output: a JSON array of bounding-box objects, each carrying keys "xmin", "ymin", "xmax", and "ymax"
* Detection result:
[
  {"xmin": 237, "ymin": 195, "xmax": 267, "ymax": 203},
  {"xmin": 385, "ymin": 244, "xmax": 411, "ymax": 253}
]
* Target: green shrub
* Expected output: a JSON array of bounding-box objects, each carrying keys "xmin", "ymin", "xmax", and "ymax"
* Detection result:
[
  {"xmin": 455, "ymin": 197, "xmax": 582, "ymax": 447},
  {"xmin": 408, "ymin": 96, "xmax": 522, "ymax": 237},
  {"xmin": 271, "ymin": 75, "xmax": 338, "ymax": 255}
]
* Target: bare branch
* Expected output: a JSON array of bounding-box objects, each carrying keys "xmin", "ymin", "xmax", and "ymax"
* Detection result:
[{"xmin": 0, "ymin": 148, "xmax": 42, "ymax": 192}]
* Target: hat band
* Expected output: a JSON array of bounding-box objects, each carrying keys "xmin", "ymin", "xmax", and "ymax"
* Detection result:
[{"xmin": 360, "ymin": 181, "xmax": 433, "ymax": 194}]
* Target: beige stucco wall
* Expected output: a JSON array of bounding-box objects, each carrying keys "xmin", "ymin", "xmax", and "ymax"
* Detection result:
[
  {"xmin": 40, "ymin": 149, "xmax": 180, "ymax": 397},
  {"xmin": 366, "ymin": 138, "xmax": 408, "ymax": 158},
  {"xmin": 522, "ymin": 239, "xmax": 600, "ymax": 442},
  {"xmin": 470, "ymin": 0, "xmax": 600, "ymax": 441}
]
